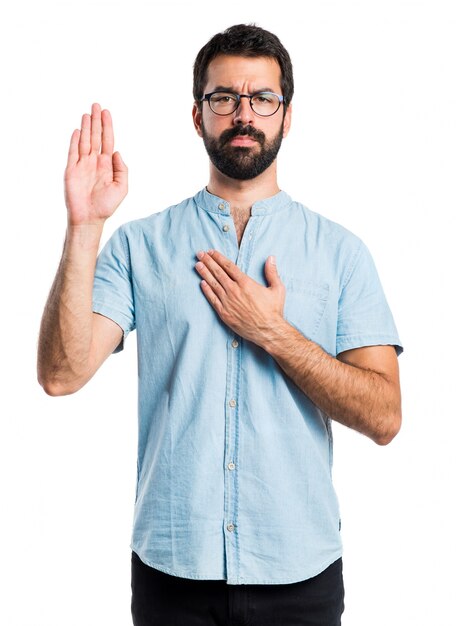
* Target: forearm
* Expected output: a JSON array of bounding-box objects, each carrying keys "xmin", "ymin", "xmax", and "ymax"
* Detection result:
[
  {"xmin": 261, "ymin": 319, "xmax": 401, "ymax": 445},
  {"xmin": 37, "ymin": 224, "xmax": 103, "ymax": 395}
]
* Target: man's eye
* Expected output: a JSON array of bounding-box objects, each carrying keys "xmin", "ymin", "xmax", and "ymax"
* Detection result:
[
  {"xmin": 212, "ymin": 94, "xmax": 237, "ymax": 103},
  {"xmin": 253, "ymin": 94, "xmax": 273, "ymax": 104}
]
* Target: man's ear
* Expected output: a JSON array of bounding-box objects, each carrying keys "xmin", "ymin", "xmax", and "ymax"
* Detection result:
[
  {"xmin": 192, "ymin": 102, "xmax": 203, "ymax": 137},
  {"xmin": 282, "ymin": 102, "xmax": 292, "ymax": 138}
]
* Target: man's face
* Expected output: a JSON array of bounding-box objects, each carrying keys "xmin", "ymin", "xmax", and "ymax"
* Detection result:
[{"xmin": 193, "ymin": 55, "xmax": 292, "ymax": 181}]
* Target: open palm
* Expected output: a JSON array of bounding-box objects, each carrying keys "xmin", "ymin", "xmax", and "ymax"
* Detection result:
[{"xmin": 64, "ymin": 103, "xmax": 128, "ymax": 226}]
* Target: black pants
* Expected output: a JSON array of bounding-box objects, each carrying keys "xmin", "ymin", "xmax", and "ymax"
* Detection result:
[{"xmin": 131, "ymin": 551, "xmax": 345, "ymax": 625}]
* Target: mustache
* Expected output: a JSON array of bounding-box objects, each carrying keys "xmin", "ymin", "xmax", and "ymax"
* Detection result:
[{"xmin": 220, "ymin": 125, "xmax": 265, "ymax": 146}]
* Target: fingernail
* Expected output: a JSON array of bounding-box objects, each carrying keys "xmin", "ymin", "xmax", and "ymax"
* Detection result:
[
  {"xmin": 270, "ymin": 255, "xmax": 276, "ymax": 265},
  {"xmin": 196, "ymin": 250, "xmax": 204, "ymax": 259}
]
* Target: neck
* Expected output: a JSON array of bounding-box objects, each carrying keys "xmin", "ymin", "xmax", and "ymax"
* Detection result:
[{"xmin": 206, "ymin": 161, "xmax": 280, "ymax": 211}]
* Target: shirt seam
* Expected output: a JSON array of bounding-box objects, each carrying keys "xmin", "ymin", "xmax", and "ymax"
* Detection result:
[{"xmin": 337, "ymin": 332, "xmax": 401, "ymax": 342}]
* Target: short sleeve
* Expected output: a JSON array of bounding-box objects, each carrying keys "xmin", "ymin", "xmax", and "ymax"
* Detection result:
[
  {"xmin": 92, "ymin": 226, "xmax": 135, "ymax": 353},
  {"xmin": 336, "ymin": 240, "xmax": 403, "ymax": 356}
]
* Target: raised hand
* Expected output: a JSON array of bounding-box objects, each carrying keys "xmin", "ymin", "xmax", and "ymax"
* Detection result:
[{"xmin": 64, "ymin": 103, "xmax": 128, "ymax": 226}]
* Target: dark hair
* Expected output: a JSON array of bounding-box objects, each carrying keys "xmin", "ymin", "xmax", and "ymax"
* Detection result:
[{"xmin": 193, "ymin": 23, "xmax": 294, "ymax": 111}]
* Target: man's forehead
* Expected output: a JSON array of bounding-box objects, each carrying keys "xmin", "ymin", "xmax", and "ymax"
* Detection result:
[{"xmin": 205, "ymin": 54, "xmax": 282, "ymax": 92}]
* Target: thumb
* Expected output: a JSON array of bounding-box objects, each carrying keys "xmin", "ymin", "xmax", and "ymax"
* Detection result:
[
  {"xmin": 112, "ymin": 151, "xmax": 128, "ymax": 186},
  {"xmin": 265, "ymin": 255, "xmax": 282, "ymax": 287}
]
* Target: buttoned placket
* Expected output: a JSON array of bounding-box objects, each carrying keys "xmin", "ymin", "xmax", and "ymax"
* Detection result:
[{"xmin": 218, "ymin": 199, "xmax": 258, "ymax": 583}]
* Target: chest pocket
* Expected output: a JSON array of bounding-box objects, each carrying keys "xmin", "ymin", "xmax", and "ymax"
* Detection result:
[{"xmin": 281, "ymin": 276, "xmax": 330, "ymax": 341}]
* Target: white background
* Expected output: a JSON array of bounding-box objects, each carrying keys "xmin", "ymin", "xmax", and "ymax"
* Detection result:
[{"xmin": 1, "ymin": 0, "xmax": 455, "ymax": 624}]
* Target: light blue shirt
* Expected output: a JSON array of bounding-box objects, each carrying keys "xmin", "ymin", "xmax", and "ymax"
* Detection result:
[{"xmin": 92, "ymin": 188, "xmax": 402, "ymax": 585}]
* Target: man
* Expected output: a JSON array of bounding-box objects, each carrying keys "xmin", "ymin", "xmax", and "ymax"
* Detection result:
[{"xmin": 38, "ymin": 23, "xmax": 403, "ymax": 626}]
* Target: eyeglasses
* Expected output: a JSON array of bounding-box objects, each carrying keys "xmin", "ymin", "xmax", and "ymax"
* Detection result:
[{"xmin": 200, "ymin": 91, "xmax": 284, "ymax": 117}]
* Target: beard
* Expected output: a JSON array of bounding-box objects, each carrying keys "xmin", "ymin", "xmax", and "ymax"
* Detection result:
[{"xmin": 201, "ymin": 120, "xmax": 284, "ymax": 181}]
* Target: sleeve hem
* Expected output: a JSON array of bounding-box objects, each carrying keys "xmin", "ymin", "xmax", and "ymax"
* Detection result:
[
  {"xmin": 336, "ymin": 335, "xmax": 403, "ymax": 357},
  {"xmin": 92, "ymin": 303, "xmax": 135, "ymax": 353}
]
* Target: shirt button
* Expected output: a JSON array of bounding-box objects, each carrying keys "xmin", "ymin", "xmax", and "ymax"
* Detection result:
[
  {"xmin": 231, "ymin": 339, "xmax": 239, "ymax": 348},
  {"xmin": 227, "ymin": 523, "xmax": 235, "ymax": 532},
  {"xmin": 228, "ymin": 462, "xmax": 235, "ymax": 470},
  {"xmin": 218, "ymin": 203, "xmax": 225, "ymax": 210},
  {"xmin": 222, "ymin": 224, "xmax": 230, "ymax": 232},
  {"xmin": 229, "ymin": 399, "xmax": 236, "ymax": 408}
]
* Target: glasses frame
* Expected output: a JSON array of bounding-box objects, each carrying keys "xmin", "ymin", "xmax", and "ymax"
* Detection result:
[{"xmin": 200, "ymin": 91, "xmax": 284, "ymax": 117}]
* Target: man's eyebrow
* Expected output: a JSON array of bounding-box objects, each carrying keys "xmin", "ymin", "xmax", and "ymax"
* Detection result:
[{"xmin": 210, "ymin": 85, "xmax": 277, "ymax": 94}]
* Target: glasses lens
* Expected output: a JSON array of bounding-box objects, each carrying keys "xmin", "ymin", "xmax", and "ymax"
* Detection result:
[
  {"xmin": 251, "ymin": 93, "xmax": 281, "ymax": 116},
  {"xmin": 209, "ymin": 93, "xmax": 238, "ymax": 114}
]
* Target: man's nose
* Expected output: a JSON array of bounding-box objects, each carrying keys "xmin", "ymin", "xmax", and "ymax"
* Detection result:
[{"xmin": 232, "ymin": 96, "xmax": 255, "ymax": 125}]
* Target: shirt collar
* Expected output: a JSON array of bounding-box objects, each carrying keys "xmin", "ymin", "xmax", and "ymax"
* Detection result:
[{"xmin": 195, "ymin": 187, "xmax": 292, "ymax": 217}]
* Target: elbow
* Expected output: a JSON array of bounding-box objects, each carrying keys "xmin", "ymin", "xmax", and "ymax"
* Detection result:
[
  {"xmin": 40, "ymin": 382, "xmax": 74, "ymax": 397},
  {"xmin": 373, "ymin": 411, "xmax": 402, "ymax": 446},
  {"xmin": 38, "ymin": 373, "xmax": 84, "ymax": 397}
]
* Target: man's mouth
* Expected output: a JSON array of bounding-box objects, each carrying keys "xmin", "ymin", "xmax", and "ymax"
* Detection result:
[
  {"xmin": 229, "ymin": 136, "xmax": 258, "ymax": 147},
  {"xmin": 220, "ymin": 125, "xmax": 264, "ymax": 148}
]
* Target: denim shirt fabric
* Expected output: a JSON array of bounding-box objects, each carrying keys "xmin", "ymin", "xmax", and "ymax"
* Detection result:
[{"xmin": 92, "ymin": 188, "xmax": 402, "ymax": 585}]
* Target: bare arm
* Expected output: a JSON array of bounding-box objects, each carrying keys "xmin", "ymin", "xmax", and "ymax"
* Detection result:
[
  {"xmin": 37, "ymin": 103, "xmax": 128, "ymax": 396},
  {"xmin": 261, "ymin": 323, "xmax": 401, "ymax": 445}
]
